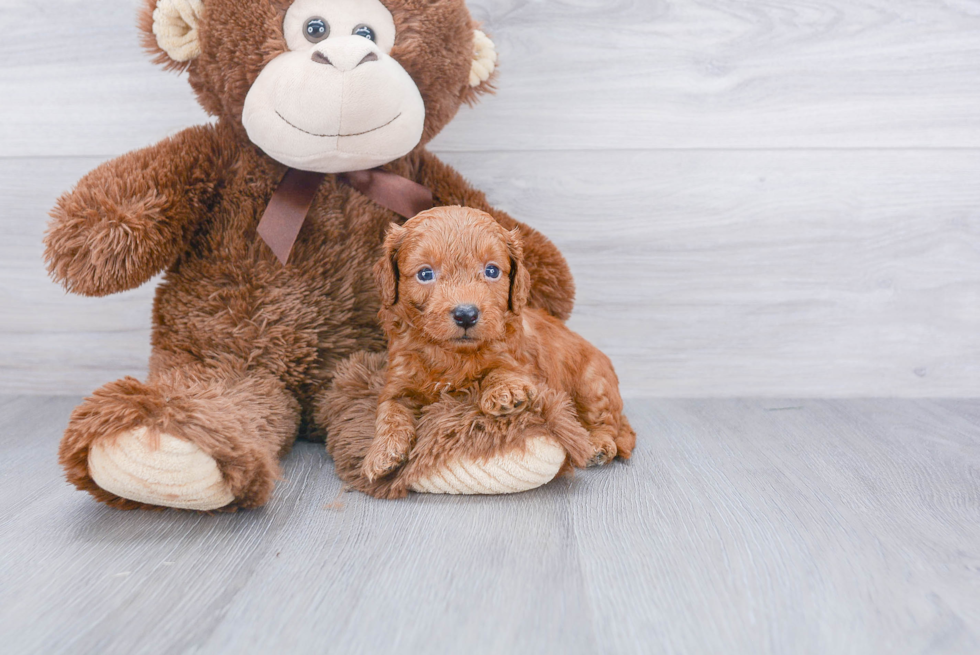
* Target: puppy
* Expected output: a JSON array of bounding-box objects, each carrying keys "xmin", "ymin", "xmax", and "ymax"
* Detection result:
[{"xmin": 362, "ymin": 206, "xmax": 635, "ymax": 482}]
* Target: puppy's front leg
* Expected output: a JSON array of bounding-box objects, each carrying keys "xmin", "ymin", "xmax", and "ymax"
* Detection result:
[
  {"xmin": 480, "ymin": 370, "xmax": 538, "ymax": 417},
  {"xmin": 363, "ymin": 399, "xmax": 416, "ymax": 482}
]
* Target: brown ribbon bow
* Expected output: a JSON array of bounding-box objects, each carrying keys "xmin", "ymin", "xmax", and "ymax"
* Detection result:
[{"xmin": 257, "ymin": 167, "xmax": 435, "ymax": 265}]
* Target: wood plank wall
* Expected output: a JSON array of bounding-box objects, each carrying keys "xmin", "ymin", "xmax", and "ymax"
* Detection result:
[{"xmin": 2, "ymin": 0, "xmax": 979, "ymax": 396}]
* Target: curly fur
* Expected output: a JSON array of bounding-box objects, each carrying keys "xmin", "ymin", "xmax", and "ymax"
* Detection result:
[
  {"xmin": 323, "ymin": 208, "xmax": 634, "ymax": 498},
  {"xmin": 319, "ymin": 352, "xmax": 596, "ymax": 499}
]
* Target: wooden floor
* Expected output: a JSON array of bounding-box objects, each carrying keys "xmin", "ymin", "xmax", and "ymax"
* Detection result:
[{"xmin": 2, "ymin": 396, "xmax": 978, "ymax": 654}]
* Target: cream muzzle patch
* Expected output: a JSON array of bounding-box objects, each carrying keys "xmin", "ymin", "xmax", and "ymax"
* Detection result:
[
  {"xmin": 241, "ymin": 0, "xmax": 425, "ymax": 173},
  {"xmin": 153, "ymin": 0, "xmax": 498, "ymax": 173}
]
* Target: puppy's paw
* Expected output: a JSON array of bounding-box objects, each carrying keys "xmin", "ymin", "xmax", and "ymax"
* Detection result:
[
  {"xmin": 362, "ymin": 445, "xmax": 408, "ymax": 482},
  {"xmin": 361, "ymin": 435, "xmax": 412, "ymax": 482},
  {"xmin": 586, "ymin": 432, "xmax": 619, "ymax": 468},
  {"xmin": 481, "ymin": 379, "xmax": 536, "ymax": 417}
]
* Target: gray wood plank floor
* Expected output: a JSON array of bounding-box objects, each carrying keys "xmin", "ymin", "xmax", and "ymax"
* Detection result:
[{"xmin": 2, "ymin": 396, "xmax": 978, "ymax": 654}]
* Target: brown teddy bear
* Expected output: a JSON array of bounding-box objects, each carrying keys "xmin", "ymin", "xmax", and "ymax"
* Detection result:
[{"xmin": 46, "ymin": 0, "xmax": 600, "ymax": 511}]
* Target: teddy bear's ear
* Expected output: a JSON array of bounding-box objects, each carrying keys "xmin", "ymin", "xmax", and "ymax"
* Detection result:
[
  {"xmin": 141, "ymin": 0, "xmax": 204, "ymax": 68},
  {"xmin": 462, "ymin": 29, "xmax": 497, "ymax": 103},
  {"xmin": 469, "ymin": 30, "xmax": 497, "ymax": 88}
]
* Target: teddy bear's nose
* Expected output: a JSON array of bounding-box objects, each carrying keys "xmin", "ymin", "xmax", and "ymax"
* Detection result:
[
  {"xmin": 452, "ymin": 305, "xmax": 480, "ymax": 329},
  {"xmin": 311, "ymin": 38, "xmax": 381, "ymax": 72},
  {"xmin": 311, "ymin": 51, "xmax": 378, "ymax": 69}
]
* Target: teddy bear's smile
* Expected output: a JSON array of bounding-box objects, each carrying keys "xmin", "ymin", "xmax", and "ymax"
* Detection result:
[{"xmin": 274, "ymin": 110, "xmax": 402, "ymax": 138}]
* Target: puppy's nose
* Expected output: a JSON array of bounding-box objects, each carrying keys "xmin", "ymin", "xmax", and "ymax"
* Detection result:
[{"xmin": 452, "ymin": 305, "xmax": 480, "ymax": 329}]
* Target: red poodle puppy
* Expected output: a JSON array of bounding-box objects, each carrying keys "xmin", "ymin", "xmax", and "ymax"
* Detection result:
[{"xmin": 362, "ymin": 206, "xmax": 635, "ymax": 482}]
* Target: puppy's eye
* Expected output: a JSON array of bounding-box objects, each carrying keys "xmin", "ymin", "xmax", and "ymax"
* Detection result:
[
  {"xmin": 484, "ymin": 264, "xmax": 501, "ymax": 280},
  {"xmin": 304, "ymin": 17, "xmax": 330, "ymax": 43},
  {"xmin": 353, "ymin": 25, "xmax": 376, "ymax": 42},
  {"xmin": 416, "ymin": 267, "xmax": 436, "ymax": 283}
]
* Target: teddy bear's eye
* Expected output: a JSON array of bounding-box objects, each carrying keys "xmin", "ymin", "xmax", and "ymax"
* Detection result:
[
  {"xmin": 352, "ymin": 25, "xmax": 376, "ymax": 42},
  {"xmin": 304, "ymin": 17, "xmax": 330, "ymax": 43},
  {"xmin": 416, "ymin": 267, "xmax": 435, "ymax": 283},
  {"xmin": 484, "ymin": 264, "xmax": 501, "ymax": 280}
]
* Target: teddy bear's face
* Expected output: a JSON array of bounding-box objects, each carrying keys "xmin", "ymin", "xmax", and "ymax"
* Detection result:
[
  {"xmin": 143, "ymin": 0, "xmax": 496, "ymax": 172},
  {"xmin": 241, "ymin": 0, "xmax": 425, "ymax": 172}
]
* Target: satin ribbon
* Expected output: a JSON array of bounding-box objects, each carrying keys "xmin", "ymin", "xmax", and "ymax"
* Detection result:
[{"xmin": 257, "ymin": 167, "xmax": 435, "ymax": 265}]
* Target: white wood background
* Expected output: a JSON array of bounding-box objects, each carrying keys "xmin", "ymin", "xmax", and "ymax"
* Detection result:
[{"xmin": 2, "ymin": 0, "xmax": 979, "ymax": 396}]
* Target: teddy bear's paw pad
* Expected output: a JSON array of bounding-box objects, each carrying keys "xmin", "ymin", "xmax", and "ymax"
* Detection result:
[
  {"xmin": 88, "ymin": 427, "xmax": 234, "ymax": 510},
  {"xmin": 409, "ymin": 435, "xmax": 566, "ymax": 495}
]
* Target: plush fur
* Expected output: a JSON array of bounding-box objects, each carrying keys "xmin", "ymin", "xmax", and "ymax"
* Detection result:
[
  {"xmin": 320, "ymin": 351, "xmax": 595, "ymax": 499},
  {"xmin": 323, "ymin": 208, "xmax": 634, "ymax": 497},
  {"xmin": 47, "ymin": 0, "xmax": 575, "ymax": 510}
]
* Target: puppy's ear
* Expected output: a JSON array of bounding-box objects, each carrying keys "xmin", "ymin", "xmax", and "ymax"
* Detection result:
[
  {"xmin": 506, "ymin": 228, "xmax": 531, "ymax": 314},
  {"xmin": 374, "ymin": 223, "xmax": 407, "ymax": 308}
]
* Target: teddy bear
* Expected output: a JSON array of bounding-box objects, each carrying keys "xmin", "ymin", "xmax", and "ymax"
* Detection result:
[{"xmin": 46, "ymin": 0, "xmax": 602, "ymax": 511}]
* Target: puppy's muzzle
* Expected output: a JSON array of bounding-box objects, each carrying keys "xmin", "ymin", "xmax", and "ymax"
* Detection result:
[{"xmin": 452, "ymin": 304, "xmax": 480, "ymax": 329}]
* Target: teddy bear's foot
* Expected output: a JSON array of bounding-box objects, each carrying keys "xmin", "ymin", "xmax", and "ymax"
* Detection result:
[
  {"xmin": 60, "ymin": 365, "xmax": 301, "ymax": 511},
  {"xmin": 409, "ymin": 435, "xmax": 566, "ymax": 495},
  {"xmin": 88, "ymin": 428, "xmax": 235, "ymax": 511}
]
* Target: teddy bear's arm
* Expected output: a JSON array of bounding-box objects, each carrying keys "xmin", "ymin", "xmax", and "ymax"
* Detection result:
[
  {"xmin": 413, "ymin": 149, "xmax": 576, "ymax": 321},
  {"xmin": 44, "ymin": 124, "xmax": 230, "ymax": 297}
]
